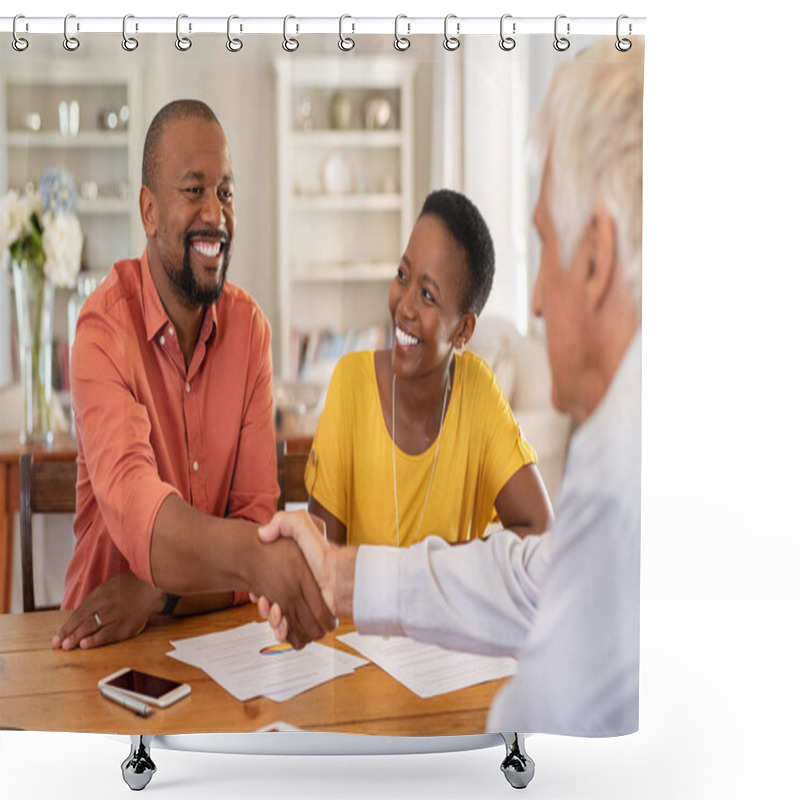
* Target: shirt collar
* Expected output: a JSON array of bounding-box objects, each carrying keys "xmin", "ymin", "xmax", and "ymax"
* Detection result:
[{"xmin": 141, "ymin": 247, "xmax": 219, "ymax": 345}]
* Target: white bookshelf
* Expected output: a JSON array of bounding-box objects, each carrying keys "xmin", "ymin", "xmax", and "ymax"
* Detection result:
[
  {"xmin": 1, "ymin": 62, "xmax": 141, "ymax": 396},
  {"xmin": 274, "ymin": 56, "xmax": 415, "ymax": 380},
  {"xmin": 0, "ymin": 65, "xmax": 141, "ymax": 277}
]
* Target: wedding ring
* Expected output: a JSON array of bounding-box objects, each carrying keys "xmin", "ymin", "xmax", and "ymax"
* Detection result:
[{"xmin": 94, "ymin": 611, "xmax": 103, "ymax": 631}]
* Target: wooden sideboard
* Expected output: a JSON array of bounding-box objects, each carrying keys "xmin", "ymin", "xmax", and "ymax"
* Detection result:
[
  {"xmin": 0, "ymin": 432, "xmax": 313, "ymax": 614},
  {"xmin": 0, "ymin": 432, "xmax": 77, "ymax": 614}
]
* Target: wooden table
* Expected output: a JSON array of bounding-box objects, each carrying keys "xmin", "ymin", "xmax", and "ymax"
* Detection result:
[
  {"xmin": 0, "ymin": 432, "xmax": 77, "ymax": 614},
  {"xmin": 0, "ymin": 605, "xmax": 505, "ymax": 735}
]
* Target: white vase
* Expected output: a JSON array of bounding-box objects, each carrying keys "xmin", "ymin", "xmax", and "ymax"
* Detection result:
[{"xmin": 12, "ymin": 260, "xmax": 55, "ymax": 445}]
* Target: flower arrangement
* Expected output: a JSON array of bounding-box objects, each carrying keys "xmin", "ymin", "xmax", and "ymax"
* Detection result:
[
  {"xmin": 1, "ymin": 168, "xmax": 83, "ymax": 287},
  {"xmin": 2, "ymin": 169, "xmax": 84, "ymax": 442}
]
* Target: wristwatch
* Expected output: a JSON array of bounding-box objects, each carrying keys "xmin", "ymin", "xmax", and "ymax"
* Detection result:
[{"xmin": 159, "ymin": 593, "xmax": 181, "ymax": 616}]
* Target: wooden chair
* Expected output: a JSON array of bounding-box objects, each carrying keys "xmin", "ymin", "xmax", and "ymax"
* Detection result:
[
  {"xmin": 18, "ymin": 444, "xmax": 305, "ymax": 611},
  {"xmin": 276, "ymin": 440, "xmax": 310, "ymax": 511},
  {"xmin": 18, "ymin": 453, "xmax": 77, "ymax": 612}
]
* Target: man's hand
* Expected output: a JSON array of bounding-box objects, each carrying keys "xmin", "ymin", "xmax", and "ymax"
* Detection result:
[
  {"xmin": 247, "ymin": 535, "xmax": 336, "ymax": 649},
  {"xmin": 258, "ymin": 511, "xmax": 336, "ymax": 609},
  {"xmin": 255, "ymin": 511, "xmax": 357, "ymax": 642},
  {"xmin": 53, "ymin": 572, "xmax": 165, "ymax": 650}
]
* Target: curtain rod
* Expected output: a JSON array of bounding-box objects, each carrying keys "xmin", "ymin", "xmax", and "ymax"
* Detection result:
[{"xmin": 0, "ymin": 16, "xmax": 646, "ymax": 37}]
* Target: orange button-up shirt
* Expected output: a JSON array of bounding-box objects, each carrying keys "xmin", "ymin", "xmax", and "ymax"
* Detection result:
[{"xmin": 63, "ymin": 250, "xmax": 278, "ymax": 608}]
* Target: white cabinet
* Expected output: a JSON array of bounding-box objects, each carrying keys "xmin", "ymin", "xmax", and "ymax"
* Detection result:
[
  {"xmin": 274, "ymin": 56, "xmax": 415, "ymax": 381},
  {"xmin": 1, "ymin": 65, "xmax": 141, "ymax": 276},
  {"xmin": 1, "ymin": 63, "xmax": 141, "ymax": 396}
]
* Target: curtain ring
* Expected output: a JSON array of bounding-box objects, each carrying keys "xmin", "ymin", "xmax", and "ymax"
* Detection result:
[
  {"xmin": 226, "ymin": 15, "xmax": 243, "ymax": 52},
  {"xmin": 282, "ymin": 15, "xmax": 299, "ymax": 52},
  {"xmin": 175, "ymin": 14, "xmax": 192, "ymax": 51},
  {"xmin": 122, "ymin": 14, "xmax": 138, "ymax": 51},
  {"xmin": 338, "ymin": 14, "xmax": 355, "ymax": 51},
  {"xmin": 394, "ymin": 15, "xmax": 411, "ymax": 51},
  {"xmin": 12, "ymin": 15, "xmax": 29, "ymax": 52},
  {"xmin": 443, "ymin": 14, "xmax": 460, "ymax": 51},
  {"xmin": 553, "ymin": 14, "xmax": 570, "ymax": 52},
  {"xmin": 499, "ymin": 14, "xmax": 516, "ymax": 51},
  {"xmin": 615, "ymin": 15, "xmax": 632, "ymax": 52},
  {"xmin": 63, "ymin": 13, "xmax": 80, "ymax": 51}
]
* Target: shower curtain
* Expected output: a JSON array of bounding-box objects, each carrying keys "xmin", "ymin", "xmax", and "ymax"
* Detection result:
[{"xmin": 0, "ymin": 15, "xmax": 644, "ymax": 743}]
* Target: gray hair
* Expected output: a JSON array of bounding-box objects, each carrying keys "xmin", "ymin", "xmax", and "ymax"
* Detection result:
[{"xmin": 537, "ymin": 41, "xmax": 644, "ymax": 313}]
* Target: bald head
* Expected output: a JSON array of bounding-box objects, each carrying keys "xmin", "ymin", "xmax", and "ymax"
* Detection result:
[{"xmin": 142, "ymin": 100, "xmax": 222, "ymax": 190}]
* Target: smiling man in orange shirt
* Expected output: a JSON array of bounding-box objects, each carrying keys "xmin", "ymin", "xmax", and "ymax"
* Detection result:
[{"xmin": 53, "ymin": 100, "xmax": 333, "ymax": 651}]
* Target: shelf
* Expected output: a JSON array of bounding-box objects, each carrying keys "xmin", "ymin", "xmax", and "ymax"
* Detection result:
[
  {"xmin": 77, "ymin": 198, "xmax": 131, "ymax": 215},
  {"xmin": 276, "ymin": 55, "xmax": 415, "ymax": 379},
  {"xmin": 292, "ymin": 130, "xmax": 403, "ymax": 148},
  {"xmin": 5, "ymin": 131, "xmax": 129, "ymax": 149},
  {"xmin": 293, "ymin": 194, "xmax": 403, "ymax": 212},
  {"xmin": 290, "ymin": 263, "xmax": 398, "ymax": 282}
]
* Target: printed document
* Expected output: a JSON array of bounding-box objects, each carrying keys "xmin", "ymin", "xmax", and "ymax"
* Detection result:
[
  {"xmin": 168, "ymin": 622, "xmax": 367, "ymax": 702},
  {"xmin": 337, "ymin": 632, "xmax": 517, "ymax": 698}
]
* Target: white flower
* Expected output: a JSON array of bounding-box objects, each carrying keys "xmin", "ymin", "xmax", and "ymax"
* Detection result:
[
  {"xmin": 1, "ymin": 189, "xmax": 41, "ymax": 254},
  {"xmin": 42, "ymin": 212, "xmax": 83, "ymax": 288}
]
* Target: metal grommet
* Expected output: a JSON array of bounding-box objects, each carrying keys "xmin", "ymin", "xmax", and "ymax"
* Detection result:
[
  {"xmin": 226, "ymin": 15, "xmax": 243, "ymax": 52},
  {"xmin": 175, "ymin": 14, "xmax": 192, "ymax": 51},
  {"xmin": 499, "ymin": 13, "xmax": 516, "ymax": 51},
  {"xmin": 553, "ymin": 14, "xmax": 570, "ymax": 52},
  {"xmin": 63, "ymin": 13, "xmax": 80, "ymax": 52},
  {"xmin": 12, "ymin": 15, "xmax": 29, "ymax": 52},
  {"xmin": 443, "ymin": 14, "xmax": 460, "ymax": 51},
  {"xmin": 616, "ymin": 15, "xmax": 632, "ymax": 52},
  {"xmin": 338, "ymin": 14, "xmax": 355, "ymax": 51},
  {"xmin": 122, "ymin": 14, "xmax": 138, "ymax": 51},
  {"xmin": 282, "ymin": 15, "xmax": 299, "ymax": 52},
  {"xmin": 394, "ymin": 14, "xmax": 410, "ymax": 51}
]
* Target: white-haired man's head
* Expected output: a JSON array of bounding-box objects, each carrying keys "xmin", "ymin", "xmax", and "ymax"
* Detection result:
[{"xmin": 537, "ymin": 40, "xmax": 644, "ymax": 314}]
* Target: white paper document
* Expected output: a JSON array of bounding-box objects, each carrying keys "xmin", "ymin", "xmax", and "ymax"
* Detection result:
[
  {"xmin": 167, "ymin": 622, "xmax": 367, "ymax": 702},
  {"xmin": 337, "ymin": 632, "xmax": 517, "ymax": 699}
]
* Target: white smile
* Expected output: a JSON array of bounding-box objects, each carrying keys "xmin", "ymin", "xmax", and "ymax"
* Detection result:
[
  {"xmin": 395, "ymin": 326, "xmax": 420, "ymax": 347},
  {"xmin": 192, "ymin": 240, "xmax": 222, "ymax": 258}
]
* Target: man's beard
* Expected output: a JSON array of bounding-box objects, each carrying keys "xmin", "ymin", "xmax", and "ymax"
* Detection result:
[{"xmin": 167, "ymin": 231, "xmax": 231, "ymax": 307}]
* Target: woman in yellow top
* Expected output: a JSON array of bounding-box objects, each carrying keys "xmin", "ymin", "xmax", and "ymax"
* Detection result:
[{"xmin": 305, "ymin": 189, "xmax": 553, "ymax": 546}]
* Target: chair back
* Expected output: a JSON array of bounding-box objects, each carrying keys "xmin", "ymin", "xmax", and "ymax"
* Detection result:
[
  {"xmin": 19, "ymin": 453, "xmax": 77, "ymax": 612},
  {"xmin": 276, "ymin": 441, "xmax": 310, "ymax": 511}
]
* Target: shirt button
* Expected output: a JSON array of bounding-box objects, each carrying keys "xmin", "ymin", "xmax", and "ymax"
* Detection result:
[
  {"xmin": 192, "ymin": 461, "xmax": 199, "ymax": 472},
  {"xmin": 168, "ymin": 327, "xmax": 174, "ymax": 336},
  {"xmin": 159, "ymin": 335, "xmax": 166, "ymax": 345},
  {"xmin": 185, "ymin": 383, "xmax": 191, "ymax": 393}
]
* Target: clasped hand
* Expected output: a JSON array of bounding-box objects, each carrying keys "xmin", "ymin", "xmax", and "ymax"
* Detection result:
[{"xmin": 253, "ymin": 511, "xmax": 338, "ymax": 644}]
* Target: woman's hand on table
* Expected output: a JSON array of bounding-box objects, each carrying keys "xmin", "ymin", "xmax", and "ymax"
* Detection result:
[{"xmin": 53, "ymin": 572, "xmax": 164, "ymax": 650}]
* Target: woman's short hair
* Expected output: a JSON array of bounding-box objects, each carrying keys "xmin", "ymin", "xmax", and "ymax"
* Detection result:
[{"xmin": 420, "ymin": 189, "xmax": 495, "ymax": 316}]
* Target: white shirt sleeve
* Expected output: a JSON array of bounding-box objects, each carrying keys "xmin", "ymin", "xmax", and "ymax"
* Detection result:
[{"xmin": 354, "ymin": 530, "xmax": 548, "ymax": 657}]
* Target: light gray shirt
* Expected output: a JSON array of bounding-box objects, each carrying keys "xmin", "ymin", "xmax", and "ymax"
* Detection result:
[{"xmin": 354, "ymin": 332, "xmax": 641, "ymax": 736}]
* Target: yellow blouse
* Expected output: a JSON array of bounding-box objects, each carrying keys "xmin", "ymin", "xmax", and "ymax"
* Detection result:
[{"xmin": 305, "ymin": 350, "xmax": 536, "ymax": 546}]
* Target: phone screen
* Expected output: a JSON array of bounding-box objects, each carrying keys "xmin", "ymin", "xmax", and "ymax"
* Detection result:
[{"xmin": 106, "ymin": 669, "xmax": 183, "ymax": 700}]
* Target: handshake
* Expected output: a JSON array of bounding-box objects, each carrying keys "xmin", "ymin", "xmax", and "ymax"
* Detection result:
[{"xmin": 252, "ymin": 512, "xmax": 357, "ymax": 649}]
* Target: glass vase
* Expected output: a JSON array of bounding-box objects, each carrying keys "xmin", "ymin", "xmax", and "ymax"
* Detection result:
[{"xmin": 12, "ymin": 260, "xmax": 55, "ymax": 445}]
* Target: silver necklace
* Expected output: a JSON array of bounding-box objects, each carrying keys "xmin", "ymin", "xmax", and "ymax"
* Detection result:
[{"xmin": 391, "ymin": 371, "xmax": 450, "ymax": 547}]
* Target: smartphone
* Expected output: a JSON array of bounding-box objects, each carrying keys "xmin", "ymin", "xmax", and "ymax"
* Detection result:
[{"xmin": 98, "ymin": 667, "xmax": 191, "ymax": 708}]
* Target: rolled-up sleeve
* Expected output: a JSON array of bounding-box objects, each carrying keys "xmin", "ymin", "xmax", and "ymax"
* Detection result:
[{"xmin": 71, "ymin": 310, "xmax": 177, "ymax": 585}]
